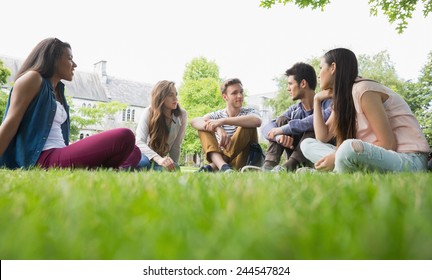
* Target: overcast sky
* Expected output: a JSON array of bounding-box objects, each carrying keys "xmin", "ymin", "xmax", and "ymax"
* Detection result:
[{"xmin": 2, "ymin": 0, "xmax": 432, "ymax": 95}]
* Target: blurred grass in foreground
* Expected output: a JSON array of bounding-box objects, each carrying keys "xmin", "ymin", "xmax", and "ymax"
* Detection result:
[{"xmin": 0, "ymin": 169, "xmax": 431, "ymax": 260}]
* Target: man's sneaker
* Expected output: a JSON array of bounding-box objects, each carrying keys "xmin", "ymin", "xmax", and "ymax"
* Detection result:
[
  {"xmin": 262, "ymin": 161, "xmax": 277, "ymax": 171},
  {"xmin": 271, "ymin": 165, "xmax": 286, "ymax": 173},
  {"xmin": 220, "ymin": 164, "xmax": 234, "ymax": 173},
  {"xmin": 196, "ymin": 164, "xmax": 214, "ymax": 172}
]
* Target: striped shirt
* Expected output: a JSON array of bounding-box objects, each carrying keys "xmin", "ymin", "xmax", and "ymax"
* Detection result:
[{"xmin": 206, "ymin": 107, "xmax": 261, "ymax": 137}]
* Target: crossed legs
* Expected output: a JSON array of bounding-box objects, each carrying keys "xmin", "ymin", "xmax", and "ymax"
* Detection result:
[{"xmin": 198, "ymin": 127, "xmax": 258, "ymax": 170}]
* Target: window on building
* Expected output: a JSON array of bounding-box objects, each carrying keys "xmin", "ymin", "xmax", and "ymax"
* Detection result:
[
  {"xmin": 127, "ymin": 109, "xmax": 131, "ymax": 122},
  {"xmin": 82, "ymin": 103, "xmax": 86, "ymax": 108},
  {"xmin": 131, "ymin": 109, "xmax": 135, "ymax": 122},
  {"xmin": 122, "ymin": 109, "xmax": 126, "ymax": 121}
]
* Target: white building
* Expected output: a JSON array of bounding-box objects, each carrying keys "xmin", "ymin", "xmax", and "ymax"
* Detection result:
[{"xmin": 245, "ymin": 91, "xmax": 277, "ymax": 141}]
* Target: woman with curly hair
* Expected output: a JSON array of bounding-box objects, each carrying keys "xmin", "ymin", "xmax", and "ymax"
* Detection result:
[{"xmin": 136, "ymin": 80, "xmax": 187, "ymax": 171}]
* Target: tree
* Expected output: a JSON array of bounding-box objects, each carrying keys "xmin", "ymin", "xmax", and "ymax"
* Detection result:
[
  {"xmin": 356, "ymin": 51, "xmax": 432, "ymax": 145},
  {"xmin": 265, "ymin": 56, "xmax": 321, "ymax": 116},
  {"xmin": 182, "ymin": 57, "xmax": 220, "ymax": 82},
  {"xmin": 259, "ymin": 0, "xmax": 432, "ymax": 33},
  {"xmin": 179, "ymin": 57, "xmax": 224, "ymax": 158},
  {"xmin": 0, "ymin": 92, "xmax": 8, "ymax": 123},
  {"xmin": 0, "ymin": 59, "xmax": 11, "ymax": 123},
  {"xmin": 265, "ymin": 74, "xmax": 293, "ymax": 116},
  {"xmin": 0, "ymin": 59, "xmax": 10, "ymax": 86},
  {"xmin": 69, "ymin": 100, "xmax": 127, "ymax": 141},
  {"xmin": 358, "ymin": 50, "xmax": 404, "ymax": 92},
  {"xmin": 400, "ymin": 51, "xmax": 432, "ymax": 146}
]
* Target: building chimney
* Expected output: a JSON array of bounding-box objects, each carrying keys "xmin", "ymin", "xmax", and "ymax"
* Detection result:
[{"xmin": 94, "ymin": 60, "xmax": 108, "ymax": 84}]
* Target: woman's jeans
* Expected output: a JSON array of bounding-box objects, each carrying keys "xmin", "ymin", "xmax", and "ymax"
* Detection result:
[
  {"xmin": 300, "ymin": 138, "xmax": 429, "ymax": 173},
  {"xmin": 137, "ymin": 154, "xmax": 180, "ymax": 171}
]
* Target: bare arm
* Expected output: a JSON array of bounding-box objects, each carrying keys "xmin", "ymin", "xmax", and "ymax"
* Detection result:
[
  {"xmin": 190, "ymin": 115, "xmax": 210, "ymax": 131},
  {"xmin": 0, "ymin": 71, "xmax": 41, "ymax": 156},
  {"xmin": 206, "ymin": 115, "xmax": 262, "ymax": 130},
  {"xmin": 191, "ymin": 109, "xmax": 261, "ymax": 131},
  {"xmin": 313, "ymin": 90, "xmax": 334, "ymax": 142},
  {"xmin": 361, "ymin": 91, "xmax": 396, "ymax": 151}
]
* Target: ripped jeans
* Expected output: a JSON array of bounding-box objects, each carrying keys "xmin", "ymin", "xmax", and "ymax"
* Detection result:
[{"xmin": 300, "ymin": 138, "xmax": 429, "ymax": 173}]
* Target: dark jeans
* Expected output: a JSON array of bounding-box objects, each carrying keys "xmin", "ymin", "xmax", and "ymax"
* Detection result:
[
  {"xmin": 137, "ymin": 154, "xmax": 180, "ymax": 171},
  {"xmin": 264, "ymin": 116, "xmax": 313, "ymax": 171}
]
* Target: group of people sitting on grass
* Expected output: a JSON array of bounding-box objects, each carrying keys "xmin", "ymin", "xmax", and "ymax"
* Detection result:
[{"xmin": 1, "ymin": 37, "xmax": 431, "ymax": 173}]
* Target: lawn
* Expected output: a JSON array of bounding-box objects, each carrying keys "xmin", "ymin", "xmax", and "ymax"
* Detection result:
[{"xmin": 0, "ymin": 169, "xmax": 431, "ymax": 260}]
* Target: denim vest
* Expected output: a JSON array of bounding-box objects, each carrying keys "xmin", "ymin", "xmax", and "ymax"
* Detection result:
[{"xmin": 0, "ymin": 78, "xmax": 70, "ymax": 169}]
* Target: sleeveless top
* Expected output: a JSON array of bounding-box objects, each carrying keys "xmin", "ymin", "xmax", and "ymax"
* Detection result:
[
  {"xmin": 0, "ymin": 78, "xmax": 70, "ymax": 169},
  {"xmin": 352, "ymin": 79, "xmax": 430, "ymax": 153},
  {"xmin": 43, "ymin": 101, "xmax": 68, "ymax": 151}
]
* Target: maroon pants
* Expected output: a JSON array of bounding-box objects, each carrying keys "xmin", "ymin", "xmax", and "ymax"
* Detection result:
[{"xmin": 37, "ymin": 128, "xmax": 141, "ymax": 169}]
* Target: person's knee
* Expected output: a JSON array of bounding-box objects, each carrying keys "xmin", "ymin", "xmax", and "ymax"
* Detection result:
[
  {"xmin": 275, "ymin": 116, "xmax": 289, "ymax": 126},
  {"xmin": 234, "ymin": 127, "xmax": 258, "ymax": 142},
  {"xmin": 337, "ymin": 139, "xmax": 363, "ymax": 155},
  {"xmin": 335, "ymin": 139, "xmax": 362, "ymax": 171},
  {"xmin": 236, "ymin": 126, "xmax": 257, "ymax": 134},
  {"xmin": 299, "ymin": 137, "xmax": 317, "ymax": 160},
  {"xmin": 116, "ymin": 128, "xmax": 135, "ymax": 145},
  {"xmin": 198, "ymin": 130, "xmax": 217, "ymax": 143},
  {"xmin": 351, "ymin": 140, "xmax": 364, "ymax": 153},
  {"xmin": 300, "ymin": 137, "xmax": 315, "ymax": 152}
]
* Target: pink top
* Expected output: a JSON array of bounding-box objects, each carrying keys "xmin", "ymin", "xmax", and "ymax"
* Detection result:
[{"xmin": 352, "ymin": 79, "xmax": 430, "ymax": 153}]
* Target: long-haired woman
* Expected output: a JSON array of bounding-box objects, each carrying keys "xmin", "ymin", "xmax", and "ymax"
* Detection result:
[
  {"xmin": 136, "ymin": 80, "xmax": 187, "ymax": 171},
  {"xmin": 300, "ymin": 48, "xmax": 430, "ymax": 172},
  {"xmin": 0, "ymin": 37, "xmax": 141, "ymax": 169}
]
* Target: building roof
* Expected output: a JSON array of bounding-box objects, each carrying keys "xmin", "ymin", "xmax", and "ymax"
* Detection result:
[
  {"xmin": 0, "ymin": 55, "xmax": 152, "ymax": 108},
  {"xmin": 100, "ymin": 76, "xmax": 153, "ymax": 107},
  {"xmin": 62, "ymin": 71, "xmax": 110, "ymax": 102}
]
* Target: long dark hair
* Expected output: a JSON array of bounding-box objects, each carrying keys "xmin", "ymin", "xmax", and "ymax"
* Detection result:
[
  {"xmin": 15, "ymin": 37, "xmax": 71, "ymax": 81},
  {"xmin": 148, "ymin": 80, "xmax": 181, "ymax": 156},
  {"xmin": 324, "ymin": 48, "xmax": 358, "ymax": 146}
]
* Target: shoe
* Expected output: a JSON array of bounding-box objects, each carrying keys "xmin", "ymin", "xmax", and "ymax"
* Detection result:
[
  {"xmin": 196, "ymin": 164, "xmax": 214, "ymax": 172},
  {"xmin": 271, "ymin": 165, "xmax": 286, "ymax": 173},
  {"xmin": 220, "ymin": 164, "xmax": 234, "ymax": 173},
  {"xmin": 262, "ymin": 161, "xmax": 277, "ymax": 171},
  {"xmin": 295, "ymin": 167, "xmax": 316, "ymax": 173}
]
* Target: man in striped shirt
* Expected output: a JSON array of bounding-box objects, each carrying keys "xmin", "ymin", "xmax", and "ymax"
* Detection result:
[{"xmin": 191, "ymin": 78, "xmax": 262, "ymax": 172}]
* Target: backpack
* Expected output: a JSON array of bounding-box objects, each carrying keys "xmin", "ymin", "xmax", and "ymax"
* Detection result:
[{"xmin": 246, "ymin": 143, "xmax": 265, "ymax": 167}]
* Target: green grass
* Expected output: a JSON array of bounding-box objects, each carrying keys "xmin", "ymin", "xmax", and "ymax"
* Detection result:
[{"xmin": 0, "ymin": 169, "xmax": 431, "ymax": 260}]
